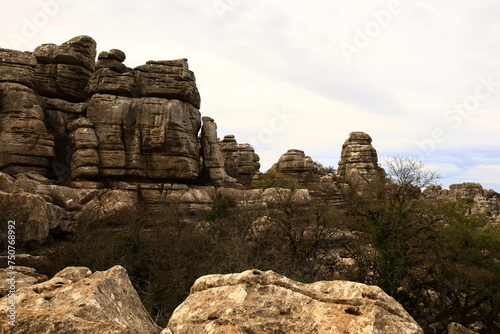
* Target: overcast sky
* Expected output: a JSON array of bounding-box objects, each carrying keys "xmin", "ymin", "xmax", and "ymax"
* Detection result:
[{"xmin": 1, "ymin": 0, "xmax": 499, "ymax": 190}]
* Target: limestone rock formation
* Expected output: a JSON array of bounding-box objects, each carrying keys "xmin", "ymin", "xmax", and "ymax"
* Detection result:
[
  {"xmin": 424, "ymin": 183, "xmax": 500, "ymax": 223},
  {"xmin": 86, "ymin": 56, "xmax": 200, "ymax": 108},
  {"xmin": 76, "ymin": 189, "xmax": 139, "ymax": 225},
  {"xmin": 33, "ymin": 35, "xmax": 96, "ymax": 102},
  {"xmin": 220, "ymin": 134, "xmax": 260, "ymax": 186},
  {"xmin": 448, "ymin": 322, "xmax": 479, "ymax": 334},
  {"xmin": 0, "ymin": 48, "xmax": 36, "ymax": 88},
  {"xmin": 164, "ymin": 269, "xmax": 423, "ymax": 334},
  {"xmin": 0, "ymin": 171, "xmax": 87, "ymax": 245},
  {"xmin": 0, "ymin": 81, "xmax": 55, "ymax": 176},
  {"xmin": 269, "ymin": 149, "xmax": 322, "ymax": 186},
  {"xmin": 0, "ymin": 190, "xmax": 66, "ymax": 245},
  {"xmin": 337, "ymin": 131, "xmax": 385, "ymax": 187},
  {"xmin": 84, "ymin": 94, "xmax": 201, "ymax": 181},
  {"xmin": 0, "ymin": 266, "xmax": 47, "ymax": 298},
  {"xmin": 199, "ymin": 117, "xmax": 228, "ymax": 185},
  {"xmin": 0, "ymin": 254, "xmax": 50, "ymax": 273},
  {"xmin": 0, "ymin": 265, "xmax": 162, "ymax": 333}
]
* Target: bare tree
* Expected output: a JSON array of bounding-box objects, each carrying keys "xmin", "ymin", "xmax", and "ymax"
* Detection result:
[{"xmin": 383, "ymin": 156, "xmax": 440, "ymax": 189}]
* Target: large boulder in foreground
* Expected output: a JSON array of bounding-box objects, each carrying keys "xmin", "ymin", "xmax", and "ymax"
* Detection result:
[
  {"xmin": 0, "ymin": 265, "xmax": 161, "ymax": 334},
  {"xmin": 164, "ymin": 269, "xmax": 423, "ymax": 334}
]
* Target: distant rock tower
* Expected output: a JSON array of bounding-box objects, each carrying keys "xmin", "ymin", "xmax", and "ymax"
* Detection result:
[
  {"xmin": 269, "ymin": 149, "xmax": 322, "ymax": 187},
  {"xmin": 219, "ymin": 135, "xmax": 260, "ymax": 187},
  {"xmin": 337, "ymin": 132, "xmax": 385, "ymax": 187}
]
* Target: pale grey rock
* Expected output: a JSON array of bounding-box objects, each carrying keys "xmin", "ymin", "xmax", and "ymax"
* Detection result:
[
  {"xmin": 165, "ymin": 269, "xmax": 424, "ymax": 334},
  {"xmin": 0, "ymin": 266, "xmax": 48, "ymax": 298},
  {"xmin": 448, "ymin": 322, "xmax": 478, "ymax": 334},
  {"xmin": 0, "ymin": 265, "xmax": 162, "ymax": 333}
]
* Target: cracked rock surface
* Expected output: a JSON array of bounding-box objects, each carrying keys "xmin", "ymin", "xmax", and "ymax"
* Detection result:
[{"xmin": 164, "ymin": 269, "xmax": 423, "ymax": 334}]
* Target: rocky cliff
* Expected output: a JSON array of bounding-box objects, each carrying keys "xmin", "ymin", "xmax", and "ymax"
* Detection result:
[{"xmin": 0, "ymin": 35, "xmax": 259, "ymax": 187}]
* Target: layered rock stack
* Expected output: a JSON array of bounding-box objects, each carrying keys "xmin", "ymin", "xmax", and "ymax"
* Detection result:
[
  {"xmin": 337, "ymin": 131, "xmax": 385, "ymax": 187},
  {"xmin": 1, "ymin": 36, "xmax": 235, "ymax": 187},
  {"xmin": 83, "ymin": 53, "xmax": 202, "ymax": 183},
  {"xmin": 219, "ymin": 134, "xmax": 260, "ymax": 186},
  {"xmin": 33, "ymin": 35, "xmax": 96, "ymax": 102},
  {"xmin": 0, "ymin": 49, "xmax": 55, "ymax": 176},
  {"xmin": 68, "ymin": 118, "xmax": 99, "ymax": 180},
  {"xmin": 269, "ymin": 149, "xmax": 322, "ymax": 186}
]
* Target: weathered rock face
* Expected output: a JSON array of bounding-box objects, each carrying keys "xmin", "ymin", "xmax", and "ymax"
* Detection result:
[
  {"xmin": 76, "ymin": 189, "xmax": 139, "ymax": 225},
  {"xmin": 85, "ymin": 94, "xmax": 201, "ymax": 181},
  {"xmin": 269, "ymin": 149, "xmax": 322, "ymax": 186},
  {"xmin": 86, "ymin": 58, "xmax": 200, "ymax": 108},
  {"xmin": 425, "ymin": 183, "xmax": 500, "ymax": 223},
  {"xmin": 220, "ymin": 134, "xmax": 260, "ymax": 187},
  {"xmin": 337, "ymin": 131, "xmax": 385, "ymax": 187},
  {"xmin": 81, "ymin": 48, "xmax": 204, "ymax": 182},
  {"xmin": 0, "ymin": 37, "xmax": 210, "ymax": 183},
  {"xmin": 0, "ymin": 266, "xmax": 48, "ymax": 298},
  {"xmin": 33, "ymin": 35, "xmax": 96, "ymax": 102},
  {"xmin": 0, "ymin": 190, "xmax": 65, "ymax": 245},
  {"xmin": 0, "ymin": 265, "xmax": 162, "ymax": 334},
  {"xmin": 0, "ymin": 81, "xmax": 55, "ymax": 176},
  {"xmin": 0, "ymin": 48, "xmax": 36, "ymax": 88},
  {"xmin": 199, "ymin": 117, "xmax": 228, "ymax": 185},
  {"xmin": 0, "ymin": 171, "xmax": 87, "ymax": 245},
  {"xmin": 164, "ymin": 269, "xmax": 423, "ymax": 334}
]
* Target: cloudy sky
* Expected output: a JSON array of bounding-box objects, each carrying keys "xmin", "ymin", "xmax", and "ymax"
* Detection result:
[{"xmin": 1, "ymin": 0, "xmax": 499, "ymax": 190}]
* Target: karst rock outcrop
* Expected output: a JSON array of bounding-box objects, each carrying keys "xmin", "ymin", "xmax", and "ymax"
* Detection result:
[
  {"xmin": 0, "ymin": 35, "xmax": 260, "ymax": 188},
  {"xmin": 425, "ymin": 183, "xmax": 500, "ymax": 224},
  {"xmin": 0, "ymin": 49, "xmax": 55, "ymax": 176},
  {"xmin": 164, "ymin": 269, "xmax": 424, "ymax": 334},
  {"xmin": 269, "ymin": 149, "xmax": 323, "ymax": 186},
  {"xmin": 219, "ymin": 134, "xmax": 261, "ymax": 186},
  {"xmin": 0, "ymin": 265, "xmax": 161, "ymax": 334},
  {"xmin": 0, "ymin": 171, "xmax": 87, "ymax": 245},
  {"xmin": 337, "ymin": 131, "xmax": 386, "ymax": 187}
]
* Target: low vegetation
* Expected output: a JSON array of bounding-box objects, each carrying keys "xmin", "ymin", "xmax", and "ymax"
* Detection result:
[{"xmin": 36, "ymin": 158, "xmax": 499, "ymax": 332}]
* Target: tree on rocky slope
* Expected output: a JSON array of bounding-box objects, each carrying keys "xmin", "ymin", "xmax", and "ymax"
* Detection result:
[{"xmin": 342, "ymin": 157, "xmax": 499, "ymax": 333}]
